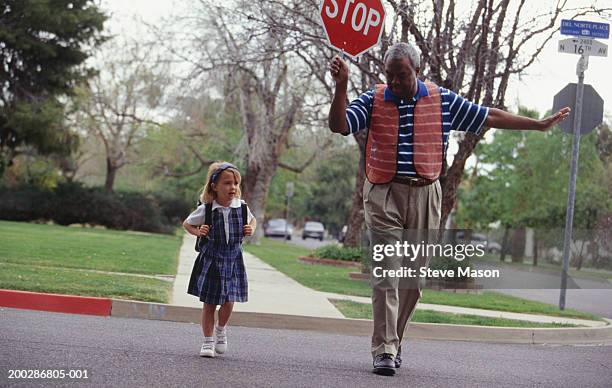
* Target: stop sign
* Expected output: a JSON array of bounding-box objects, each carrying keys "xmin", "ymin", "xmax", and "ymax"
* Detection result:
[
  {"xmin": 552, "ymin": 83, "xmax": 604, "ymax": 135},
  {"xmin": 319, "ymin": 0, "xmax": 386, "ymax": 59}
]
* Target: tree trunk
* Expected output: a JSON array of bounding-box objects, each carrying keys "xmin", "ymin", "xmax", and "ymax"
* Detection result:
[
  {"xmin": 533, "ymin": 231, "xmax": 538, "ymax": 267},
  {"xmin": 440, "ymin": 134, "xmax": 480, "ymax": 229},
  {"xmin": 500, "ymin": 227, "xmax": 510, "ymax": 262},
  {"xmin": 511, "ymin": 227, "xmax": 526, "ymax": 263},
  {"xmin": 243, "ymin": 156, "xmax": 277, "ymax": 245},
  {"xmin": 105, "ymin": 157, "xmax": 117, "ymax": 193}
]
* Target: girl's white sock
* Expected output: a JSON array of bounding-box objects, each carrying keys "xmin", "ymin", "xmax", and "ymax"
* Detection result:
[
  {"xmin": 215, "ymin": 325, "xmax": 226, "ymax": 332},
  {"xmin": 204, "ymin": 336, "xmax": 214, "ymax": 342}
]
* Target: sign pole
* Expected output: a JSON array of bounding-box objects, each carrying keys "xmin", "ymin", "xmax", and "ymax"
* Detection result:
[
  {"xmin": 555, "ymin": 18, "xmax": 607, "ymax": 309},
  {"xmin": 559, "ymin": 54, "xmax": 588, "ymax": 310}
]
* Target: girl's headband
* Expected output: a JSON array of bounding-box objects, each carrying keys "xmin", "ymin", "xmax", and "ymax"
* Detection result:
[{"xmin": 210, "ymin": 163, "xmax": 237, "ymax": 183}]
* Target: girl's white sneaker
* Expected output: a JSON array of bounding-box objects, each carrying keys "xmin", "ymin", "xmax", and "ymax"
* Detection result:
[
  {"xmin": 215, "ymin": 328, "xmax": 227, "ymax": 354},
  {"xmin": 200, "ymin": 341, "xmax": 215, "ymax": 357}
]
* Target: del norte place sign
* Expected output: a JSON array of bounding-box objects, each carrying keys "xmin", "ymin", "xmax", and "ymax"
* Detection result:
[{"xmin": 561, "ymin": 19, "xmax": 609, "ymax": 39}]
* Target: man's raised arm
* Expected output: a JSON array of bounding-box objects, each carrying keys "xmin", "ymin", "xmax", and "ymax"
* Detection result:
[
  {"xmin": 328, "ymin": 56, "xmax": 350, "ymax": 135},
  {"xmin": 485, "ymin": 107, "xmax": 571, "ymax": 132}
]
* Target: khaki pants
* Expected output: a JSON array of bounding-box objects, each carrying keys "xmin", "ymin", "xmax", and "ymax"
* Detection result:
[{"xmin": 363, "ymin": 179, "xmax": 441, "ymax": 357}]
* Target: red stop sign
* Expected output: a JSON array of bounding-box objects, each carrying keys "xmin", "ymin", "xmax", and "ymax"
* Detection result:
[{"xmin": 319, "ymin": 0, "xmax": 386, "ymax": 59}]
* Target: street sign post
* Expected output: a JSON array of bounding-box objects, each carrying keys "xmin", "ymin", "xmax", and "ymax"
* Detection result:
[
  {"xmin": 560, "ymin": 19, "xmax": 610, "ymax": 39},
  {"xmin": 556, "ymin": 20, "xmax": 606, "ymax": 310},
  {"xmin": 319, "ymin": 0, "xmax": 386, "ymax": 59},
  {"xmin": 558, "ymin": 38, "xmax": 608, "ymax": 57}
]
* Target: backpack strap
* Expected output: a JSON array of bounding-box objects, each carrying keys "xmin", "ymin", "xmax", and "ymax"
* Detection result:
[
  {"xmin": 194, "ymin": 200, "xmax": 213, "ymax": 252},
  {"xmin": 241, "ymin": 202, "xmax": 248, "ymax": 226},
  {"xmin": 204, "ymin": 203, "xmax": 213, "ymax": 226}
]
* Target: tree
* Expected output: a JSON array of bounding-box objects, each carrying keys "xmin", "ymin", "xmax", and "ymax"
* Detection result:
[
  {"xmin": 135, "ymin": 94, "xmax": 245, "ymax": 203},
  {"xmin": 305, "ymin": 149, "xmax": 358, "ymax": 236},
  {"xmin": 154, "ymin": 1, "xmax": 335, "ymax": 242},
  {"xmin": 0, "ymin": 0, "xmax": 106, "ymax": 174},
  {"xmin": 71, "ymin": 39, "xmax": 169, "ymax": 192}
]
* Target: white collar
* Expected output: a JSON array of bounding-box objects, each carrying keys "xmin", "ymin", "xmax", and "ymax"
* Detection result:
[{"xmin": 212, "ymin": 198, "xmax": 242, "ymax": 210}]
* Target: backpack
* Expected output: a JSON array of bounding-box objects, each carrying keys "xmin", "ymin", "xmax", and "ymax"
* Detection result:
[{"xmin": 194, "ymin": 200, "xmax": 249, "ymax": 252}]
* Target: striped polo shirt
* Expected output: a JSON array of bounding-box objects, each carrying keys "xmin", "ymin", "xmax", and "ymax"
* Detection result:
[{"xmin": 344, "ymin": 80, "xmax": 489, "ymax": 177}]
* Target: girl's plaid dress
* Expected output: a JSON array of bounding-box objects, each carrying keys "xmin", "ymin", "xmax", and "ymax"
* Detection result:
[{"xmin": 187, "ymin": 206, "xmax": 248, "ymax": 304}]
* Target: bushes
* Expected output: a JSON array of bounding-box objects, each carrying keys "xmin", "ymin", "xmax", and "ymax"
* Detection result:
[
  {"xmin": 0, "ymin": 185, "xmax": 50, "ymax": 221},
  {"xmin": 313, "ymin": 244, "xmax": 362, "ymax": 262},
  {"xmin": 155, "ymin": 195, "xmax": 193, "ymax": 226},
  {"xmin": 0, "ymin": 183, "xmax": 190, "ymax": 234}
]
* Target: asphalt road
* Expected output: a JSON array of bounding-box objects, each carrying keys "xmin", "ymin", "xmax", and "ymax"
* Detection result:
[{"xmin": 2, "ymin": 308, "xmax": 611, "ymax": 387}]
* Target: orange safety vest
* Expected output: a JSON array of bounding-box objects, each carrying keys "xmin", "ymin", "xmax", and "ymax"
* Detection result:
[{"xmin": 365, "ymin": 82, "xmax": 443, "ymax": 183}]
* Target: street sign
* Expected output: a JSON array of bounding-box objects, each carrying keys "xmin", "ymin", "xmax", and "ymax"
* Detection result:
[
  {"xmin": 553, "ymin": 83, "xmax": 603, "ymax": 135},
  {"xmin": 558, "ymin": 38, "xmax": 608, "ymax": 57},
  {"xmin": 319, "ymin": 0, "xmax": 386, "ymax": 59},
  {"xmin": 560, "ymin": 19, "xmax": 610, "ymax": 39}
]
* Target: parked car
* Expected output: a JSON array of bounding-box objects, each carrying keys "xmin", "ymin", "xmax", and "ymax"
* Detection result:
[
  {"xmin": 264, "ymin": 218, "xmax": 293, "ymax": 240},
  {"xmin": 302, "ymin": 221, "xmax": 325, "ymax": 241}
]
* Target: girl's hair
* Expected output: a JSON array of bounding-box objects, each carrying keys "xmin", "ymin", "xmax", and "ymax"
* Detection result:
[{"xmin": 200, "ymin": 161, "xmax": 242, "ymax": 204}]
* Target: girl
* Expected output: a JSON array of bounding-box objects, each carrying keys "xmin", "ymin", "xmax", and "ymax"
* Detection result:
[{"xmin": 183, "ymin": 162, "xmax": 256, "ymax": 358}]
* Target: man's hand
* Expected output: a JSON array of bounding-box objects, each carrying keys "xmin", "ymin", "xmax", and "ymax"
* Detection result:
[
  {"xmin": 329, "ymin": 55, "xmax": 349, "ymax": 85},
  {"xmin": 536, "ymin": 107, "xmax": 571, "ymax": 131},
  {"xmin": 198, "ymin": 225, "xmax": 210, "ymax": 237},
  {"xmin": 244, "ymin": 225, "xmax": 254, "ymax": 237}
]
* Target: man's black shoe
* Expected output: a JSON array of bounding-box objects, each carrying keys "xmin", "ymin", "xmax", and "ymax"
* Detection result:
[
  {"xmin": 394, "ymin": 347, "xmax": 402, "ymax": 368},
  {"xmin": 373, "ymin": 353, "xmax": 396, "ymax": 376}
]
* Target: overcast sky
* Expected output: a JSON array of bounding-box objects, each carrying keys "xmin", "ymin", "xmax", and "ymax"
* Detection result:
[{"xmin": 100, "ymin": 0, "xmax": 611, "ymax": 120}]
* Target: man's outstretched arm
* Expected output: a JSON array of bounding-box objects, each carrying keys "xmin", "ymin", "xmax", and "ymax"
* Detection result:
[
  {"xmin": 485, "ymin": 107, "xmax": 571, "ymax": 131},
  {"xmin": 328, "ymin": 55, "xmax": 350, "ymax": 135}
]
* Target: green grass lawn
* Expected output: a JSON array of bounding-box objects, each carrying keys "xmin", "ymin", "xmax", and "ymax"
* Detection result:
[
  {"xmin": 0, "ymin": 221, "xmax": 182, "ymax": 302},
  {"xmin": 330, "ymin": 300, "xmax": 578, "ymax": 328},
  {"xmin": 244, "ymin": 238, "xmax": 370, "ymax": 296},
  {"xmin": 244, "ymin": 238, "xmax": 600, "ymax": 321}
]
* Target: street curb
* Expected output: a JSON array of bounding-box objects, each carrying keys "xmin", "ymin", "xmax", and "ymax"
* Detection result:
[
  {"xmin": 2, "ymin": 290, "xmax": 611, "ymax": 344},
  {"xmin": 111, "ymin": 299, "xmax": 373, "ymax": 336},
  {"xmin": 0, "ymin": 289, "xmax": 112, "ymax": 316},
  {"xmin": 110, "ymin": 299, "xmax": 612, "ymax": 345}
]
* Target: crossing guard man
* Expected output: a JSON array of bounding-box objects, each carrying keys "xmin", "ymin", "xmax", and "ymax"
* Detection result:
[{"xmin": 328, "ymin": 42, "xmax": 570, "ymax": 376}]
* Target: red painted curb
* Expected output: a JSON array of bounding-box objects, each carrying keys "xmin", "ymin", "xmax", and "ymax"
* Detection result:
[{"xmin": 0, "ymin": 289, "xmax": 112, "ymax": 316}]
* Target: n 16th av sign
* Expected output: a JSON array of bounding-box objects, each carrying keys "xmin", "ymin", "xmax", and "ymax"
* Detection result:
[
  {"xmin": 558, "ymin": 38, "xmax": 608, "ymax": 57},
  {"xmin": 319, "ymin": 0, "xmax": 386, "ymax": 59}
]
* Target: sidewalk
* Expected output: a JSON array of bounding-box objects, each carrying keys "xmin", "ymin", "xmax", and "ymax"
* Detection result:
[
  {"xmin": 170, "ymin": 234, "xmax": 344, "ymax": 318},
  {"xmin": 170, "ymin": 234, "xmax": 606, "ymax": 327}
]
